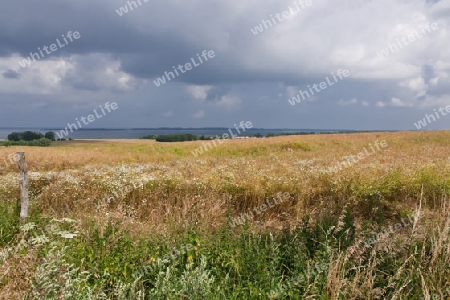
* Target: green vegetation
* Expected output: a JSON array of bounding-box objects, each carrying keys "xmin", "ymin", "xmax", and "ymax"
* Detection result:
[
  {"xmin": 8, "ymin": 131, "xmax": 44, "ymax": 141},
  {"xmin": 139, "ymin": 130, "xmax": 374, "ymax": 142},
  {"xmin": 1, "ymin": 132, "xmax": 450, "ymax": 298},
  {"xmin": 4, "ymin": 130, "xmax": 54, "ymax": 147},
  {"xmin": 44, "ymin": 131, "xmax": 55, "ymax": 141},
  {"xmin": 141, "ymin": 133, "xmax": 213, "ymax": 142},
  {"xmin": 156, "ymin": 134, "xmax": 199, "ymax": 142},
  {"xmin": 0, "ymin": 199, "xmax": 448, "ymax": 299},
  {"xmin": 3, "ymin": 138, "xmax": 52, "ymax": 147}
]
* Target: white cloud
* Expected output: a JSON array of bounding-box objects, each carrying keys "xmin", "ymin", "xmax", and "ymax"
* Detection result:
[
  {"xmin": 215, "ymin": 94, "xmax": 241, "ymax": 110},
  {"xmin": 0, "ymin": 53, "xmax": 142, "ymax": 96},
  {"xmin": 236, "ymin": 0, "xmax": 448, "ymax": 82},
  {"xmin": 337, "ymin": 98, "xmax": 358, "ymax": 106},
  {"xmin": 399, "ymin": 77, "xmax": 427, "ymax": 97},
  {"xmin": 377, "ymin": 97, "xmax": 413, "ymax": 107},
  {"xmin": 416, "ymin": 94, "xmax": 450, "ymax": 109},
  {"xmin": 62, "ymin": 54, "xmax": 142, "ymax": 92},
  {"xmin": 430, "ymin": 77, "xmax": 439, "ymax": 86},
  {"xmin": 185, "ymin": 85, "xmax": 213, "ymax": 100},
  {"xmin": 0, "ymin": 54, "xmax": 72, "ymax": 94},
  {"xmin": 391, "ymin": 97, "xmax": 412, "ymax": 107}
]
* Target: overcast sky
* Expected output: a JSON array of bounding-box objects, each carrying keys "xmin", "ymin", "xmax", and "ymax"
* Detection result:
[{"xmin": 0, "ymin": 0, "xmax": 449, "ymax": 130}]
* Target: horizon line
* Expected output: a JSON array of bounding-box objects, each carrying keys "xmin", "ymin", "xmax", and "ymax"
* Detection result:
[{"xmin": 0, "ymin": 127, "xmax": 398, "ymax": 132}]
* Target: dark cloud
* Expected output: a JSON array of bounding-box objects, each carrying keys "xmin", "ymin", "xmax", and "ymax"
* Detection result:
[
  {"xmin": 2, "ymin": 69, "xmax": 20, "ymax": 79},
  {"xmin": 0, "ymin": 0, "xmax": 449, "ymax": 130}
]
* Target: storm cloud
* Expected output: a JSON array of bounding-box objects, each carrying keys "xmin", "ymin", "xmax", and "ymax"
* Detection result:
[{"xmin": 0, "ymin": 0, "xmax": 449, "ymax": 130}]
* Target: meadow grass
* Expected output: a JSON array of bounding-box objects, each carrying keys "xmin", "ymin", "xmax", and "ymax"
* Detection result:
[{"xmin": 1, "ymin": 131, "xmax": 450, "ymax": 299}]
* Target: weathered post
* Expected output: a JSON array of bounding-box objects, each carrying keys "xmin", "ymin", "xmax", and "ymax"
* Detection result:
[{"xmin": 16, "ymin": 152, "xmax": 29, "ymax": 220}]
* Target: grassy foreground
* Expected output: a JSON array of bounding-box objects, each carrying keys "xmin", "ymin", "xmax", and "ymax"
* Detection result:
[{"xmin": 1, "ymin": 131, "xmax": 450, "ymax": 299}]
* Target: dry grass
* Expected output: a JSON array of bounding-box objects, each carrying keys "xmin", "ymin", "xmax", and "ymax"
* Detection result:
[
  {"xmin": 1, "ymin": 131, "xmax": 450, "ymax": 234},
  {"xmin": 1, "ymin": 130, "xmax": 450, "ymax": 298},
  {"xmin": 325, "ymin": 200, "xmax": 450, "ymax": 299}
]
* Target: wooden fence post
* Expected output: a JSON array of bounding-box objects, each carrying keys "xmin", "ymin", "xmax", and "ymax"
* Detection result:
[{"xmin": 16, "ymin": 152, "xmax": 29, "ymax": 220}]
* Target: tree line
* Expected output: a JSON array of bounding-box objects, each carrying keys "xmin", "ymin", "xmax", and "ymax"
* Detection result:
[{"xmin": 4, "ymin": 131, "xmax": 56, "ymax": 147}]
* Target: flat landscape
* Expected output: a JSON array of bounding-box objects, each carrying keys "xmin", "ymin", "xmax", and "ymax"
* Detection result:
[
  {"xmin": 2, "ymin": 0, "xmax": 448, "ymax": 298},
  {"xmin": 1, "ymin": 131, "xmax": 450, "ymax": 299}
]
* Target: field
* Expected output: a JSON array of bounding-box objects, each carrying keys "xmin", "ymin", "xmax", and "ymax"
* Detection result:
[{"xmin": 1, "ymin": 131, "xmax": 450, "ymax": 299}]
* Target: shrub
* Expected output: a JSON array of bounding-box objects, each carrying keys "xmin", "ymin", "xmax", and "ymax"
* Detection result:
[
  {"xmin": 148, "ymin": 255, "xmax": 217, "ymax": 299},
  {"xmin": 23, "ymin": 131, "xmax": 44, "ymax": 141},
  {"xmin": 199, "ymin": 135, "xmax": 214, "ymax": 140},
  {"xmin": 44, "ymin": 131, "xmax": 56, "ymax": 141},
  {"xmin": 7, "ymin": 132, "xmax": 21, "ymax": 141},
  {"xmin": 7, "ymin": 131, "xmax": 44, "ymax": 142},
  {"xmin": 30, "ymin": 246, "xmax": 100, "ymax": 299},
  {"xmin": 4, "ymin": 138, "xmax": 51, "ymax": 147},
  {"xmin": 155, "ymin": 134, "xmax": 199, "ymax": 142}
]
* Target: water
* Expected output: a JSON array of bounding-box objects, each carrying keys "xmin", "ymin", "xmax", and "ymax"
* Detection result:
[{"xmin": 0, "ymin": 128, "xmax": 343, "ymax": 140}]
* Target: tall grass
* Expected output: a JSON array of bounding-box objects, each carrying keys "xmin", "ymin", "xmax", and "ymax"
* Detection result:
[{"xmin": 1, "ymin": 131, "xmax": 450, "ymax": 298}]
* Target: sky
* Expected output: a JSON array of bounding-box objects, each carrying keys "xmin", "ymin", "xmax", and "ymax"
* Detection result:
[{"xmin": 0, "ymin": 0, "xmax": 449, "ymax": 130}]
